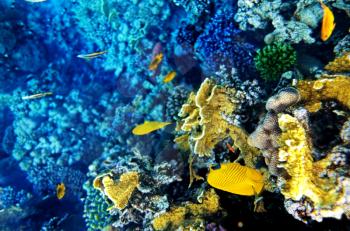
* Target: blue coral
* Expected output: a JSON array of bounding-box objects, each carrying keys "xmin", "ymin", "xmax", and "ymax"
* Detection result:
[
  {"xmin": 0, "ymin": 186, "xmax": 31, "ymax": 209},
  {"xmin": 26, "ymin": 160, "xmax": 86, "ymax": 198},
  {"xmin": 176, "ymin": 23, "xmax": 202, "ymax": 47},
  {"xmin": 172, "ymin": 0, "xmax": 211, "ymax": 20},
  {"xmin": 194, "ymin": 8, "xmax": 256, "ymax": 78}
]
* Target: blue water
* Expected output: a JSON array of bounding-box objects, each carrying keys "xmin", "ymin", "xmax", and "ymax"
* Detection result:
[{"xmin": 1, "ymin": 0, "xmax": 350, "ymax": 230}]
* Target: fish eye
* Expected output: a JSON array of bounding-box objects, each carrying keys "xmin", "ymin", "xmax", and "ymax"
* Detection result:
[{"xmin": 211, "ymin": 163, "xmax": 221, "ymax": 170}]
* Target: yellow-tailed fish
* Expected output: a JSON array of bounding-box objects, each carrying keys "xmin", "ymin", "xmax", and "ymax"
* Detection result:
[
  {"xmin": 132, "ymin": 121, "xmax": 171, "ymax": 135},
  {"xmin": 163, "ymin": 71, "xmax": 177, "ymax": 83},
  {"xmin": 56, "ymin": 183, "xmax": 66, "ymax": 200},
  {"xmin": 207, "ymin": 162, "xmax": 264, "ymax": 196},
  {"xmin": 149, "ymin": 53, "xmax": 163, "ymax": 71},
  {"xmin": 320, "ymin": 0, "xmax": 336, "ymax": 41},
  {"xmin": 22, "ymin": 92, "xmax": 53, "ymax": 100},
  {"xmin": 77, "ymin": 50, "xmax": 107, "ymax": 60}
]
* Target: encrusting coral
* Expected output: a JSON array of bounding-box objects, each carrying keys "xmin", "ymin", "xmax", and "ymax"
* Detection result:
[
  {"xmin": 296, "ymin": 75, "xmax": 350, "ymax": 112},
  {"xmin": 152, "ymin": 189, "xmax": 220, "ymax": 231},
  {"xmin": 324, "ymin": 52, "xmax": 350, "ymax": 73},
  {"xmin": 250, "ymin": 82, "xmax": 350, "ymax": 222},
  {"xmin": 93, "ymin": 171, "xmax": 139, "ymax": 210},
  {"xmin": 277, "ymin": 113, "xmax": 350, "ymax": 222}
]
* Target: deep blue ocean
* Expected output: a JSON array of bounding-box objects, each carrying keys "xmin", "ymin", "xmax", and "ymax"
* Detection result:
[{"xmin": 1, "ymin": 0, "xmax": 350, "ymax": 230}]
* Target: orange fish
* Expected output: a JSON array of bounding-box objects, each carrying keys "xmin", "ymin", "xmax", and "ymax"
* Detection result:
[
  {"xmin": 149, "ymin": 53, "xmax": 163, "ymax": 71},
  {"xmin": 226, "ymin": 143, "xmax": 235, "ymax": 153},
  {"xmin": 56, "ymin": 183, "xmax": 66, "ymax": 200},
  {"xmin": 163, "ymin": 71, "xmax": 177, "ymax": 83},
  {"xmin": 320, "ymin": 0, "xmax": 336, "ymax": 41}
]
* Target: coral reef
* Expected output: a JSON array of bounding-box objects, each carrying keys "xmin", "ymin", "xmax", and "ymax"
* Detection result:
[
  {"xmin": 235, "ymin": 0, "xmax": 318, "ymax": 44},
  {"xmin": 72, "ymin": 0, "xmax": 171, "ymax": 75},
  {"xmin": 83, "ymin": 182, "xmax": 112, "ymax": 231},
  {"xmin": 0, "ymin": 186, "xmax": 31, "ymax": 209},
  {"xmin": 195, "ymin": 8, "xmax": 256, "ymax": 77},
  {"xmin": 277, "ymin": 113, "xmax": 350, "ymax": 222},
  {"xmin": 248, "ymin": 87, "xmax": 301, "ymax": 174},
  {"xmin": 296, "ymin": 75, "xmax": 350, "ymax": 112},
  {"xmin": 83, "ymin": 146, "xmax": 184, "ymax": 230},
  {"xmin": 26, "ymin": 160, "xmax": 86, "ymax": 198},
  {"xmin": 334, "ymin": 35, "xmax": 350, "ymax": 57},
  {"xmin": 171, "ymin": 0, "xmax": 211, "ymax": 21},
  {"xmin": 93, "ymin": 171, "xmax": 139, "ymax": 210},
  {"xmin": 2, "ymin": 0, "xmax": 350, "ymax": 229},
  {"xmin": 254, "ymin": 43, "xmax": 297, "ymax": 81},
  {"xmin": 152, "ymin": 189, "xmax": 220, "ymax": 230},
  {"xmin": 324, "ymin": 52, "xmax": 350, "ymax": 73},
  {"xmin": 165, "ymin": 85, "xmax": 191, "ymax": 121},
  {"xmin": 177, "ymin": 78, "xmax": 260, "ymax": 165},
  {"xmin": 250, "ymin": 80, "xmax": 350, "ymax": 222}
]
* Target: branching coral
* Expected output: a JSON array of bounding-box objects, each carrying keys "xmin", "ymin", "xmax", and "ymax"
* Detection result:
[
  {"xmin": 171, "ymin": 0, "xmax": 211, "ymax": 21},
  {"xmin": 152, "ymin": 189, "xmax": 220, "ymax": 231},
  {"xmin": 235, "ymin": 0, "xmax": 316, "ymax": 44},
  {"xmin": 72, "ymin": 0, "xmax": 171, "ymax": 75},
  {"xmin": 26, "ymin": 160, "xmax": 86, "ymax": 198},
  {"xmin": 93, "ymin": 171, "xmax": 139, "ymax": 210},
  {"xmin": 0, "ymin": 186, "xmax": 31, "ymax": 210},
  {"xmin": 165, "ymin": 85, "xmax": 191, "ymax": 121},
  {"xmin": 254, "ymin": 43, "xmax": 297, "ymax": 81},
  {"xmin": 334, "ymin": 35, "xmax": 350, "ymax": 57},
  {"xmin": 195, "ymin": 8, "xmax": 256, "ymax": 77}
]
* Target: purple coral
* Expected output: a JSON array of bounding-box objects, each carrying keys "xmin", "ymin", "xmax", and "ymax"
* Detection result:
[{"xmin": 194, "ymin": 8, "xmax": 256, "ymax": 78}]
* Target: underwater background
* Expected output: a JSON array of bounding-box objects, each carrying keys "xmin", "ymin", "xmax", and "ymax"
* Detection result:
[{"xmin": 1, "ymin": 0, "xmax": 350, "ymax": 230}]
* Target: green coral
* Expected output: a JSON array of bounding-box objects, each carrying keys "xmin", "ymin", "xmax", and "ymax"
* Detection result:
[
  {"xmin": 83, "ymin": 181, "xmax": 111, "ymax": 231},
  {"xmin": 254, "ymin": 43, "xmax": 297, "ymax": 81}
]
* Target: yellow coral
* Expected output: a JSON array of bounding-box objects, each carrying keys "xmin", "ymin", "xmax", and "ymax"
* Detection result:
[
  {"xmin": 325, "ymin": 52, "xmax": 350, "ymax": 73},
  {"xmin": 297, "ymin": 76, "xmax": 350, "ymax": 112},
  {"xmin": 152, "ymin": 189, "xmax": 220, "ymax": 231},
  {"xmin": 178, "ymin": 78, "xmax": 236, "ymax": 156},
  {"xmin": 93, "ymin": 171, "xmax": 139, "ymax": 210},
  {"xmin": 277, "ymin": 114, "xmax": 350, "ymax": 220},
  {"xmin": 177, "ymin": 78, "xmax": 260, "ymax": 165}
]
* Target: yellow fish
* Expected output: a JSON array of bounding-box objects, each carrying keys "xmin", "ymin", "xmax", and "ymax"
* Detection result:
[
  {"xmin": 22, "ymin": 92, "xmax": 53, "ymax": 100},
  {"xmin": 163, "ymin": 71, "xmax": 177, "ymax": 83},
  {"xmin": 207, "ymin": 162, "xmax": 264, "ymax": 196},
  {"xmin": 77, "ymin": 50, "xmax": 107, "ymax": 60},
  {"xmin": 56, "ymin": 183, "xmax": 66, "ymax": 200},
  {"xmin": 320, "ymin": 0, "xmax": 336, "ymax": 41},
  {"xmin": 132, "ymin": 121, "xmax": 172, "ymax": 135},
  {"xmin": 149, "ymin": 53, "xmax": 163, "ymax": 71}
]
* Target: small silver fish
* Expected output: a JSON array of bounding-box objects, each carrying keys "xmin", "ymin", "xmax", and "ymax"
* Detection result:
[
  {"xmin": 77, "ymin": 51, "xmax": 107, "ymax": 60},
  {"xmin": 25, "ymin": 0, "xmax": 47, "ymax": 2},
  {"xmin": 22, "ymin": 92, "xmax": 53, "ymax": 100}
]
